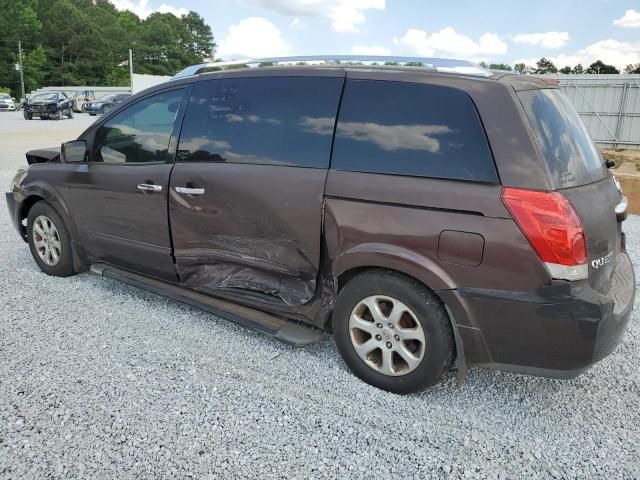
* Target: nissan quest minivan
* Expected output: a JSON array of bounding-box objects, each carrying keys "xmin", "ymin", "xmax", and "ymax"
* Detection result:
[{"xmin": 6, "ymin": 56, "xmax": 635, "ymax": 393}]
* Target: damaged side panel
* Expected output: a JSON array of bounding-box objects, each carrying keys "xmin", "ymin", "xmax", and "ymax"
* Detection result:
[{"xmin": 169, "ymin": 162, "xmax": 328, "ymax": 306}]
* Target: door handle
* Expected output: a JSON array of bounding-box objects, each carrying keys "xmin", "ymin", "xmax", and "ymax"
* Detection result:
[
  {"xmin": 137, "ymin": 183, "xmax": 163, "ymax": 192},
  {"xmin": 175, "ymin": 186, "xmax": 205, "ymax": 195}
]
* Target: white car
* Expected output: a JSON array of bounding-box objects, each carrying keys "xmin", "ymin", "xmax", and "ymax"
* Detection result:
[{"xmin": 0, "ymin": 93, "xmax": 16, "ymax": 111}]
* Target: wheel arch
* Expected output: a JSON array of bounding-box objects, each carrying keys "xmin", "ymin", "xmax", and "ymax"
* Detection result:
[
  {"xmin": 334, "ymin": 262, "xmax": 468, "ymax": 383},
  {"xmin": 19, "ymin": 188, "xmax": 90, "ymax": 272}
]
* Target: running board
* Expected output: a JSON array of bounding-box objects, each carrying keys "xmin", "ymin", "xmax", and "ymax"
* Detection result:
[{"xmin": 90, "ymin": 263, "xmax": 324, "ymax": 347}]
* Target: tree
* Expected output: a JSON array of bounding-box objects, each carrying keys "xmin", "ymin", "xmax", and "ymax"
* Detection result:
[
  {"xmin": 586, "ymin": 60, "xmax": 619, "ymax": 74},
  {"xmin": 514, "ymin": 63, "xmax": 529, "ymax": 74},
  {"xmin": 0, "ymin": 0, "xmax": 216, "ymax": 95},
  {"xmin": 534, "ymin": 57, "xmax": 558, "ymax": 74},
  {"xmin": 488, "ymin": 63, "xmax": 512, "ymax": 71},
  {"xmin": 559, "ymin": 66, "xmax": 572, "ymax": 74},
  {"xmin": 572, "ymin": 64, "xmax": 584, "ymax": 74},
  {"xmin": 625, "ymin": 63, "xmax": 640, "ymax": 74}
]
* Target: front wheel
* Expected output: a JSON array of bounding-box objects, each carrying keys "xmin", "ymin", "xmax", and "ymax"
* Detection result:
[
  {"xmin": 27, "ymin": 202, "xmax": 76, "ymax": 277},
  {"xmin": 333, "ymin": 270, "xmax": 454, "ymax": 394}
]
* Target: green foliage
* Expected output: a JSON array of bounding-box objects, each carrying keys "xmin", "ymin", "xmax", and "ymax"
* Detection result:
[
  {"xmin": 0, "ymin": 86, "xmax": 12, "ymax": 95},
  {"xmin": 559, "ymin": 66, "xmax": 572, "ymax": 74},
  {"xmin": 0, "ymin": 0, "xmax": 216, "ymax": 96},
  {"xmin": 488, "ymin": 63, "xmax": 512, "ymax": 71},
  {"xmin": 572, "ymin": 64, "xmax": 584, "ymax": 74},
  {"xmin": 534, "ymin": 57, "xmax": 558, "ymax": 74},
  {"xmin": 586, "ymin": 60, "xmax": 619, "ymax": 74},
  {"xmin": 625, "ymin": 63, "xmax": 640, "ymax": 74},
  {"xmin": 513, "ymin": 63, "xmax": 529, "ymax": 74}
]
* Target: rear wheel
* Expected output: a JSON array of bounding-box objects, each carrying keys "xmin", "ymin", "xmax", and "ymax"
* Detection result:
[
  {"xmin": 27, "ymin": 202, "xmax": 76, "ymax": 277},
  {"xmin": 333, "ymin": 270, "xmax": 454, "ymax": 394}
]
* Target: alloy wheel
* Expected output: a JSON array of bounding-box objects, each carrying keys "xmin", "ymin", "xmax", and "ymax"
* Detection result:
[
  {"xmin": 32, "ymin": 215, "xmax": 62, "ymax": 266},
  {"xmin": 349, "ymin": 295, "xmax": 426, "ymax": 376}
]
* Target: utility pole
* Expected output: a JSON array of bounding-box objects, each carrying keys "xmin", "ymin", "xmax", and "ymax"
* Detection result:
[
  {"xmin": 18, "ymin": 41, "xmax": 25, "ymax": 101},
  {"xmin": 129, "ymin": 48, "xmax": 134, "ymax": 92}
]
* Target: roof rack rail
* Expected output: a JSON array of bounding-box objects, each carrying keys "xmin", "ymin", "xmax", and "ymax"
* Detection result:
[{"xmin": 172, "ymin": 55, "xmax": 492, "ymax": 79}]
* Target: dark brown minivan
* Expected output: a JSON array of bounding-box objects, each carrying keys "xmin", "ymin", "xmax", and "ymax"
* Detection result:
[{"xmin": 6, "ymin": 56, "xmax": 635, "ymax": 393}]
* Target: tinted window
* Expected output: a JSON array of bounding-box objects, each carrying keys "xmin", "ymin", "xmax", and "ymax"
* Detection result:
[
  {"xmin": 93, "ymin": 89, "xmax": 183, "ymax": 164},
  {"xmin": 330, "ymin": 80, "xmax": 497, "ymax": 182},
  {"xmin": 518, "ymin": 89, "xmax": 606, "ymax": 189},
  {"xmin": 177, "ymin": 76, "xmax": 343, "ymax": 168}
]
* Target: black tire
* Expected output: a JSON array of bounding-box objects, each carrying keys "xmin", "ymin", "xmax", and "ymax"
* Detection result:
[
  {"xmin": 27, "ymin": 201, "xmax": 76, "ymax": 277},
  {"xmin": 333, "ymin": 270, "xmax": 454, "ymax": 394}
]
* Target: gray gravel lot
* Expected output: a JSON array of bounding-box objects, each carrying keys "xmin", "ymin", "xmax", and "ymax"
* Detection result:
[{"xmin": 0, "ymin": 111, "xmax": 639, "ymax": 479}]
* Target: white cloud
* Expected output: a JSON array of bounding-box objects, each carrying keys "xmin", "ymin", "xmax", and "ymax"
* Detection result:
[
  {"xmin": 516, "ymin": 39, "xmax": 640, "ymax": 70},
  {"xmin": 110, "ymin": 0, "xmax": 188, "ymax": 18},
  {"xmin": 245, "ymin": 0, "xmax": 385, "ymax": 33},
  {"xmin": 217, "ymin": 17, "xmax": 292, "ymax": 59},
  {"xmin": 513, "ymin": 32, "xmax": 570, "ymax": 49},
  {"xmin": 289, "ymin": 17, "xmax": 303, "ymax": 28},
  {"xmin": 394, "ymin": 27, "xmax": 507, "ymax": 59},
  {"xmin": 613, "ymin": 9, "xmax": 640, "ymax": 28},
  {"xmin": 351, "ymin": 45, "xmax": 391, "ymax": 56}
]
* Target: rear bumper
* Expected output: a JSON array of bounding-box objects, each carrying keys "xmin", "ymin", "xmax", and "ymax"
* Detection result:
[{"xmin": 441, "ymin": 252, "xmax": 635, "ymax": 378}]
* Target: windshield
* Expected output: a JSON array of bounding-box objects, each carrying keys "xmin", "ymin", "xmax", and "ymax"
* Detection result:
[
  {"xmin": 518, "ymin": 89, "xmax": 607, "ymax": 189},
  {"xmin": 30, "ymin": 93, "xmax": 58, "ymax": 102},
  {"xmin": 0, "ymin": 93, "xmax": 10, "ymax": 100}
]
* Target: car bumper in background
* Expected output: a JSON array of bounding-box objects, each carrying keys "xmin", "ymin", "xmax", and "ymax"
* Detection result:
[{"xmin": 441, "ymin": 251, "xmax": 636, "ymax": 378}]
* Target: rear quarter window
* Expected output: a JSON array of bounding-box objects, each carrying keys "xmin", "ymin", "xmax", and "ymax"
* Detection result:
[
  {"xmin": 517, "ymin": 89, "xmax": 607, "ymax": 189},
  {"xmin": 328, "ymin": 80, "xmax": 497, "ymax": 182}
]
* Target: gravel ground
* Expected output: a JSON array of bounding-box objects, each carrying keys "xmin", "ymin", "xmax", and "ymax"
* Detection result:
[{"xmin": 0, "ymin": 111, "xmax": 639, "ymax": 479}]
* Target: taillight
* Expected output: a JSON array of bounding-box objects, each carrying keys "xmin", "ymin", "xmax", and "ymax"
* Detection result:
[{"xmin": 501, "ymin": 187, "xmax": 587, "ymax": 281}]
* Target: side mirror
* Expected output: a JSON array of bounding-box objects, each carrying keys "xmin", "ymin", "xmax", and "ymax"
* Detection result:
[
  {"xmin": 605, "ymin": 159, "xmax": 615, "ymax": 169},
  {"xmin": 61, "ymin": 140, "xmax": 88, "ymax": 163}
]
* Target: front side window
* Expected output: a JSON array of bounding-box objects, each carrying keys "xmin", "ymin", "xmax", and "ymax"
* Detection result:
[
  {"xmin": 92, "ymin": 89, "xmax": 184, "ymax": 164},
  {"xmin": 330, "ymin": 80, "xmax": 497, "ymax": 182},
  {"xmin": 177, "ymin": 76, "xmax": 343, "ymax": 168}
]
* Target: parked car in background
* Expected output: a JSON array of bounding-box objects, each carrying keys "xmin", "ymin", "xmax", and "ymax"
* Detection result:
[
  {"xmin": 5, "ymin": 56, "xmax": 635, "ymax": 394},
  {"xmin": 84, "ymin": 94, "xmax": 130, "ymax": 116},
  {"xmin": 0, "ymin": 93, "xmax": 16, "ymax": 111},
  {"xmin": 71, "ymin": 90, "xmax": 96, "ymax": 112},
  {"xmin": 23, "ymin": 92, "xmax": 73, "ymax": 120}
]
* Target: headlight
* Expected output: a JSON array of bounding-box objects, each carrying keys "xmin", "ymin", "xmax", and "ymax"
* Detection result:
[{"xmin": 10, "ymin": 168, "xmax": 27, "ymax": 191}]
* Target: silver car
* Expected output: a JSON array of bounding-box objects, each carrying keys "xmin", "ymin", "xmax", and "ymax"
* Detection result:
[{"xmin": 0, "ymin": 93, "xmax": 15, "ymax": 111}]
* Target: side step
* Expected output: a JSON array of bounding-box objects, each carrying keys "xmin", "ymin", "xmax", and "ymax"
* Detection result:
[{"xmin": 90, "ymin": 263, "xmax": 325, "ymax": 347}]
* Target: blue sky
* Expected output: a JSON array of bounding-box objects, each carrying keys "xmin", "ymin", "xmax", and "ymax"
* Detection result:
[{"xmin": 112, "ymin": 0, "xmax": 640, "ymax": 69}]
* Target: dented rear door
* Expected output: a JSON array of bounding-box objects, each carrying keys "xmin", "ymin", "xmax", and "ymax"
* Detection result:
[{"xmin": 169, "ymin": 73, "xmax": 344, "ymax": 305}]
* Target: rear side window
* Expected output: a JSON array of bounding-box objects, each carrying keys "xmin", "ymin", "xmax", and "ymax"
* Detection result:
[
  {"xmin": 329, "ymin": 80, "xmax": 497, "ymax": 182},
  {"xmin": 177, "ymin": 76, "xmax": 343, "ymax": 168},
  {"xmin": 518, "ymin": 89, "xmax": 607, "ymax": 189}
]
